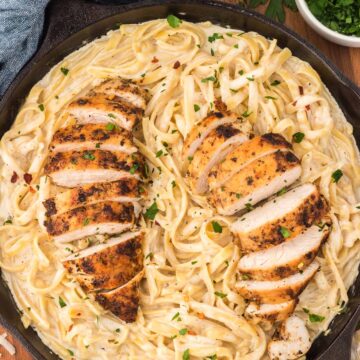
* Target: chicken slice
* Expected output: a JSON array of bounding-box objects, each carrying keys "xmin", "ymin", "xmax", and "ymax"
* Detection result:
[
  {"xmin": 235, "ymin": 261, "xmax": 319, "ymax": 304},
  {"xmin": 50, "ymin": 123, "xmax": 137, "ymax": 154},
  {"xmin": 43, "ymin": 178, "xmax": 141, "ymax": 217},
  {"xmin": 92, "ymin": 78, "xmax": 147, "ymax": 111},
  {"xmin": 63, "ymin": 231, "xmax": 143, "ymax": 292},
  {"xmin": 44, "ymin": 201, "xmax": 135, "ymax": 243},
  {"xmin": 183, "ymin": 111, "xmax": 238, "ymax": 160},
  {"xmin": 208, "ymin": 133, "xmax": 292, "ymax": 190},
  {"xmin": 268, "ymin": 315, "xmax": 311, "ymax": 360},
  {"xmin": 238, "ymin": 222, "xmax": 331, "ymax": 281},
  {"xmin": 44, "ymin": 150, "xmax": 143, "ymax": 188},
  {"xmin": 245, "ymin": 300, "xmax": 297, "ymax": 324},
  {"xmin": 187, "ymin": 122, "xmax": 248, "ymax": 194},
  {"xmin": 209, "ymin": 151, "xmax": 301, "ymax": 216},
  {"xmin": 67, "ymin": 93, "xmax": 142, "ymax": 131},
  {"xmin": 231, "ymin": 183, "xmax": 329, "ymax": 252},
  {"xmin": 95, "ymin": 270, "xmax": 144, "ymax": 323}
]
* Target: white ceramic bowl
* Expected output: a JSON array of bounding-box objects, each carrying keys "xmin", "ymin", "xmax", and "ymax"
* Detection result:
[{"xmin": 296, "ymin": 0, "xmax": 360, "ymax": 47}]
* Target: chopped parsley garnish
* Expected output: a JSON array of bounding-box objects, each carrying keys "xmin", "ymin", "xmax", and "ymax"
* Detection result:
[
  {"xmin": 108, "ymin": 113, "xmax": 116, "ymax": 119},
  {"xmin": 83, "ymin": 218, "xmax": 90, "ymax": 226},
  {"xmin": 271, "ymin": 80, "xmax": 281, "ymax": 86},
  {"xmin": 167, "ymin": 14, "xmax": 182, "ymax": 28},
  {"xmin": 238, "ymin": 70, "xmax": 244, "ymax": 75},
  {"xmin": 145, "ymin": 252, "xmax": 154, "ymax": 260},
  {"xmin": 115, "ymin": 328, "xmax": 121, "ymax": 333},
  {"xmin": 206, "ymin": 355, "xmax": 217, "ymax": 360},
  {"xmin": 3, "ymin": 218, "xmax": 12, "ymax": 225},
  {"xmin": 245, "ymin": 203, "xmax": 254, "ymax": 211},
  {"xmin": 38, "ymin": 104, "xmax": 44, "ymax": 112},
  {"xmin": 236, "ymin": 193, "xmax": 242, "ymax": 199},
  {"xmin": 191, "ymin": 260, "xmax": 198, "ymax": 265},
  {"xmin": 201, "ymin": 76, "xmax": 216, "ymax": 83},
  {"xmin": 241, "ymin": 274, "xmax": 250, "ymax": 280},
  {"xmin": 82, "ymin": 152, "xmax": 95, "ymax": 160},
  {"xmin": 179, "ymin": 328, "xmax": 188, "ymax": 335},
  {"xmin": 129, "ymin": 163, "xmax": 139, "ymax": 175},
  {"xmin": 279, "ymin": 226, "xmax": 291, "ymax": 238},
  {"xmin": 214, "ymin": 291, "xmax": 227, "ymax": 299},
  {"xmin": 95, "ymin": 143, "xmax": 101, "ymax": 148},
  {"xmin": 60, "ymin": 67, "xmax": 69, "ymax": 75},
  {"xmin": 293, "ymin": 132, "xmax": 305, "ymax": 143},
  {"xmin": 144, "ymin": 202, "xmax": 159, "ymax": 220},
  {"xmin": 265, "ymin": 96, "xmax": 277, "ymax": 100},
  {"xmin": 156, "ymin": 150, "xmax": 164, "ymax": 158},
  {"xmin": 247, "ymin": 76, "xmax": 255, "ymax": 81},
  {"xmin": 59, "ymin": 296, "xmax": 67, "ymax": 308},
  {"xmin": 303, "ymin": 308, "xmax": 325, "ymax": 322},
  {"xmin": 208, "ymin": 33, "xmax": 224, "ymax": 43},
  {"xmin": 331, "ymin": 169, "xmax": 343, "ymax": 183},
  {"xmin": 194, "ymin": 104, "xmax": 200, "ymax": 112},
  {"xmin": 172, "ymin": 312, "xmax": 181, "ymax": 321},
  {"xmin": 242, "ymin": 110, "xmax": 252, "ymax": 118},
  {"xmin": 211, "ymin": 221, "xmax": 223, "ymax": 233},
  {"xmin": 277, "ymin": 187, "xmax": 287, "ymax": 196},
  {"xmin": 211, "ymin": 48, "xmax": 215, "ymax": 56},
  {"xmin": 106, "ymin": 122, "xmax": 115, "ymax": 131},
  {"xmin": 187, "ymin": 156, "xmax": 193, "ymax": 162},
  {"xmin": 183, "ymin": 349, "xmax": 190, "ymax": 360},
  {"xmin": 67, "ymin": 349, "xmax": 74, "ymax": 356}
]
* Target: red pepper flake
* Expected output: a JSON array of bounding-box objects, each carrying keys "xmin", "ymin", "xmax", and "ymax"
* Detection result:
[
  {"xmin": 305, "ymin": 105, "xmax": 310, "ymax": 111},
  {"xmin": 23, "ymin": 173, "xmax": 32, "ymax": 184},
  {"xmin": 188, "ymin": 330, "xmax": 196, "ymax": 335},
  {"xmin": 299, "ymin": 86, "xmax": 304, "ymax": 95},
  {"xmin": 197, "ymin": 312, "xmax": 205, "ymax": 319},
  {"xmin": 29, "ymin": 186, "xmax": 36, "ymax": 194},
  {"xmin": 173, "ymin": 61, "xmax": 181, "ymax": 69},
  {"xmin": 11, "ymin": 171, "xmax": 18, "ymax": 183},
  {"xmin": 151, "ymin": 56, "xmax": 159, "ymax": 63}
]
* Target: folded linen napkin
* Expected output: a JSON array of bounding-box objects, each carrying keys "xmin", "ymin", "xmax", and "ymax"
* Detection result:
[{"xmin": 0, "ymin": 0, "xmax": 49, "ymax": 96}]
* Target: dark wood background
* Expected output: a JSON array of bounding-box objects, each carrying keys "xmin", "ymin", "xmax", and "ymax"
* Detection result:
[{"xmin": 0, "ymin": 4, "xmax": 359, "ymax": 360}]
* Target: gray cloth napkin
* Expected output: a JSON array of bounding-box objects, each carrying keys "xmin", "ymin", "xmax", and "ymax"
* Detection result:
[{"xmin": 0, "ymin": 0, "xmax": 49, "ymax": 97}]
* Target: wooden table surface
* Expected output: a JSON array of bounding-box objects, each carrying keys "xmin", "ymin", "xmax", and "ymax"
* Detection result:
[{"xmin": 0, "ymin": 4, "xmax": 359, "ymax": 360}]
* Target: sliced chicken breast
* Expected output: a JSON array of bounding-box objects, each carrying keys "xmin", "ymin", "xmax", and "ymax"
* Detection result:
[
  {"xmin": 235, "ymin": 261, "xmax": 319, "ymax": 304},
  {"xmin": 187, "ymin": 122, "xmax": 248, "ymax": 194},
  {"xmin": 208, "ymin": 133, "xmax": 292, "ymax": 190},
  {"xmin": 95, "ymin": 270, "xmax": 144, "ymax": 323},
  {"xmin": 50, "ymin": 123, "xmax": 137, "ymax": 154},
  {"xmin": 44, "ymin": 150, "xmax": 143, "ymax": 188},
  {"xmin": 44, "ymin": 201, "xmax": 135, "ymax": 243},
  {"xmin": 43, "ymin": 178, "xmax": 141, "ymax": 217},
  {"xmin": 92, "ymin": 78, "xmax": 147, "ymax": 111},
  {"xmin": 63, "ymin": 231, "xmax": 143, "ymax": 292},
  {"xmin": 209, "ymin": 151, "xmax": 301, "ymax": 216},
  {"xmin": 245, "ymin": 300, "xmax": 297, "ymax": 324},
  {"xmin": 231, "ymin": 183, "xmax": 329, "ymax": 252},
  {"xmin": 268, "ymin": 315, "xmax": 311, "ymax": 360},
  {"xmin": 183, "ymin": 111, "xmax": 238, "ymax": 160},
  {"xmin": 238, "ymin": 222, "xmax": 331, "ymax": 281},
  {"xmin": 67, "ymin": 93, "xmax": 142, "ymax": 131}
]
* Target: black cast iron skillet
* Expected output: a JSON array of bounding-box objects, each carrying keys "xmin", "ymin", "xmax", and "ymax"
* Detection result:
[{"xmin": 0, "ymin": 0, "xmax": 359, "ymax": 359}]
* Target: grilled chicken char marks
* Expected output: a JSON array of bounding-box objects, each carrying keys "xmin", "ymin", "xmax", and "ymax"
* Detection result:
[
  {"xmin": 208, "ymin": 133, "xmax": 292, "ymax": 190},
  {"xmin": 232, "ymin": 183, "xmax": 330, "ymax": 253},
  {"xmin": 44, "ymin": 150, "xmax": 143, "ymax": 187},
  {"xmin": 186, "ymin": 121, "xmax": 248, "ymax": 194},
  {"xmin": 209, "ymin": 150, "xmax": 301, "ymax": 215},
  {"xmin": 237, "ymin": 222, "xmax": 331, "ymax": 281},
  {"xmin": 92, "ymin": 78, "xmax": 148, "ymax": 111},
  {"xmin": 63, "ymin": 232, "xmax": 143, "ymax": 292},
  {"xmin": 235, "ymin": 261, "xmax": 319, "ymax": 304},
  {"xmin": 95, "ymin": 270, "xmax": 144, "ymax": 323},
  {"xmin": 43, "ymin": 179, "xmax": 141, "ymax": 217},
  {"xmin": 50, "ymin": 123, "xmax": 137, "ymax": 154},
  {"xmin": 44, "ymin": 201, "xmax": 135, "ymax": 243},
  {"xmin": 245, "ymin": 300, "xmax": 297, "ymax": 324},
  {"xmin": 68, "ymin": 93, "xmax": 143, "ymax": 131},
  {"xmin": 183, "ymin": 111, "xmax": 238, "ymax": 160}
]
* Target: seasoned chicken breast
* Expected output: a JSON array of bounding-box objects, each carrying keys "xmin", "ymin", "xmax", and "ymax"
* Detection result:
[
  {"xmin": 44, "ymin": 201, "xmax": 135, "ymax": 243},
  {"xmin": 235, "ymin": 261, "xmax": 319, "ymax": 303},
  {"xmin": 92, "ymin": 78, "xmax": 147, "ymax": 111},
  {"xmin": 231, "ymin": 183, "xmax": 329, "ymax": 252},
  {"xmin": 67, "ymin": 93, "xmax": 142, "ymax": 131},
  {"xmin": 44, "ymin": 150, "xmax": 143, "ymax": 188},
  {"xmin": 245, "ymin": 300, "xmax": 297, "ymax": 324},
  {"xmin": 183, "ymin": 111, "xmax": 238, "ymax": 160},
  {"xmin": 50, "ymin": 123, "xmax": 137, "ymax": 154},
  {"xmin": 208, "ymin": 133, "xmax": 292, "ymax": 190},
  {"xmin": 268, "ymin": 316, "xmax": 311, "ymax": 360},
  {"xmin": 238, "ymin": 222, "xmax": 331, "ymax": 281},
  {"xmin": 187, "ymin": 122, "xmax": 248, "ymax": 194},
  {"xmin": 95, "ymin": 270, "xmax": 144, "ymax": 323},
  {"xmin": 63, "ymin": 232, "xmax": 143, "ymax": 292},
  {"xmin": 43, "ymin": 178, "xmax": 141, "ymax": 217},
  {"xmin": 209, "ymin": 151, "xmax": 301, "ymax": 216}
]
